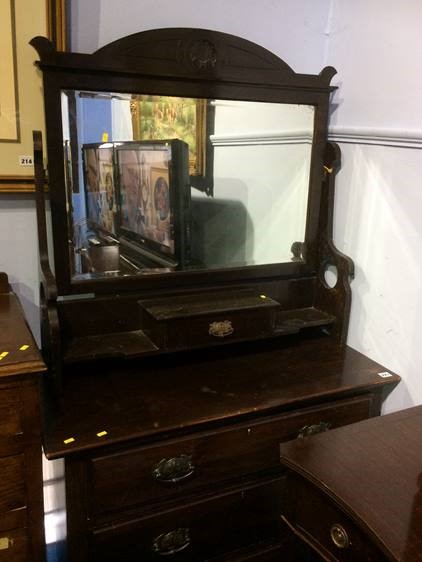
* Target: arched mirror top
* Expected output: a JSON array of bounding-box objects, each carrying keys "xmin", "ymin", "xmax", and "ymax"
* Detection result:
[
  {"xmin": 31, "ymin": 28, "xmax": 338, "ymax": 296},
  {"xmin": 31, "ymin": 28, "xmax": 337, "ymax": 88}
]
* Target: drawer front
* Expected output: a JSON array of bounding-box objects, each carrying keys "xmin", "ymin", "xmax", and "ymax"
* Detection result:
[
  {"xmin": 165, "ymin": 308, "xmax": 274, "ymax": 349},
  {"xmin": 0, "ymin": 455, "xmax": 25, "ymax": 513},
  {"xmin": 90, "ymin": 394, "xmax": 374, "ymax": 516},
  {"xmin": 91, "ymin": 478, "xmax": 283, "ymax": 562},
  {"xmin": 284, "ymin": 474, "xmax": 385, "ymax": 562},
  {"xmin": 212, "ymin": 541, "xmax": 291, "ymax": 562},
  {"xmin": 0, "ymin": 527, "xmax": 27, "ymax": 562},
  {"xmin": 0, "ymin": 388, "xmax": 22, "ymax": 440}
]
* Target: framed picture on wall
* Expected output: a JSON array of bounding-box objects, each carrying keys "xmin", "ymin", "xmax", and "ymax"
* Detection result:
[
  {"xmin": 0, "ymin": 0, "xmax": 19, "ymax": 143},
  {"xmin": 0, "ymin": 0, "xmax": 68, "ymax": 193}
]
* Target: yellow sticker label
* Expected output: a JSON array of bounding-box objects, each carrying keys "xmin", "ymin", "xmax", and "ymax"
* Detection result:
[
  {"xmin": 102, "ymin": 132, "xmax": 109, "ymax": 142},
  {"xmin": 97, "ymin": 431, "xmax": 108, "ymax": 437},
  {"xmin": 0, "ymin": 537, "xmax": 11, "ymax": 550},
  {"xmin": 63, "ymin": 437, "xmax": 75, "ymax": 445},
  {"xmin": 0, "ymin": 352, "xmax": 9, "ymax": 359},
  {"xmin": 19, "ymin": 345, "xmax": 30, "ymax": 351}
]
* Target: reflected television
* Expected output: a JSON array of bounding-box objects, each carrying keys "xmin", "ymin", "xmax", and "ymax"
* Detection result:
[
  {"xmin": 115, "ymin": 139, "xmax": 191, "ymax": 268},
  {"xmin": 82, "ymin": 144, "xmax": 117, "ymax": 236}
]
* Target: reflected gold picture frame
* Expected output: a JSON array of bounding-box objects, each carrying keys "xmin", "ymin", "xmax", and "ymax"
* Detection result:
[{"xmin": 130, "ymin": 95, "xmax": 214, "ymax": 195}]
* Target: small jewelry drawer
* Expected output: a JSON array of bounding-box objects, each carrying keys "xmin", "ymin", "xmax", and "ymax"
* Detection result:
[
  {"xmin": 90, "ymin": 478, "xmax": 284, "ymax": 561},
  {"xmin": 89, "ymin": 394, "xmax": 375, "ymax": 517},
  {"xmin": 139, "ymin": 290, "xmax": 279, "ymax": 350},
  {"xmin": 282, "ymin": 473, "xmax": 385, "ymax": 561}
]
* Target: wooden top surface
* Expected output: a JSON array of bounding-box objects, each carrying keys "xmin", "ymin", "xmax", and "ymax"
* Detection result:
[
  {"xmin": 140, "ymin": 290, "xmax": 279, "ymax": 320},
  {"xmin": 280, "ymin": 405, "xmax": 422, "ymax": 562},
  {"xmin": 0, "ymin": 275, "xmax": 45, "ymax": 379},
  {"xmin": 43, "ymin": 333, "xmax": 400, "ymax": 459}
]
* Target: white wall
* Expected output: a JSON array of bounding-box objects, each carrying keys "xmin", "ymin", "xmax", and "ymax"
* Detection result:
[
  {"xmin": 325, "ymin": 0, "xmax": 422, "ymax": 411},
  {"xmin": 70, "ymin": 0, "xmax": 331, "ymax": 73}
]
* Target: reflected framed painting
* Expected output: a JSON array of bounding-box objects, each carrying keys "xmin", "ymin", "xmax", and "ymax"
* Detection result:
[{"xmin": 131, "ymin": 95, "xmax": 214, "ymax": 195}]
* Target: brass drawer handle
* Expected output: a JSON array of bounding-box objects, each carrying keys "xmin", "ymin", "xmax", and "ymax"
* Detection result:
[
  {"xmin": 209, "ymin": 320, "xmax": 234, "ymax": 337},
  {"xmin": 330, "ymin": 523, "xmax": 350, "ymax": 549},
  {"xmin": 152, "ymin": 528, "xmax": 191, "ymax": 556},
  {"xmin": 297, "ymin": 421, "xmax": 331, "ymax": 439},
  {"xmin": 0, "ymin": 537, "xmax": 13, "ymax": 550},
  {"xmin": 152, "ymin": 454, "xmax": 195, "ymax": 483}
]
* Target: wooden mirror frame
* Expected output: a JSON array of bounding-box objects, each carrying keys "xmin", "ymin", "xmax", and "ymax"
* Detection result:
[
  {"xmin": 32, "ymin": 29, "xmax": 353, "ymax": 391},
  {"xmin": 31, "ymin": 27, "xmax": 338, "ymax": 296}
]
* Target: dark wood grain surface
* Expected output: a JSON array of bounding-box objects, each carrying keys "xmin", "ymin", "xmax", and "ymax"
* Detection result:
[
  {"xmin": 0, "ymin": 292, "xmax": 46, "ymax": 377},
  {"xmin": 280, "ymin": 405, "xmax": 422, "ymax": 561},
  {"xmin": 43, "ymin": 334, "xmax": 400, "ymax": 459}
]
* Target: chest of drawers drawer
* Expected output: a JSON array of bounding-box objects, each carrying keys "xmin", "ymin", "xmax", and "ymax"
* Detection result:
[
  {"xmin": 0, "ymin": 452, "xmax": 29, "ymax": 561},
  {"xmin": 89, "ymin": 394, "xmax": 375, "ymax": 517},
  {"xmin": 0, "ymin": 388, "xmax": 22, "ymax": 440},
  {"xmin": 91, "ymin": 478, "xmax": 283, "ymax": 562},
  {"xmin": 0, "ymin": 381, "xmax": 44, "ymax": 562},
  {"xmin": 282, "ymin": 473, "xmax": 385, "ymax": 562},
  {"xmin": 0, "ymin": 527, "xmax": 28, "ymax": 562},
  {"xmin": 0, "ymin": 455, "xmax": 25, "ymax": 513}
]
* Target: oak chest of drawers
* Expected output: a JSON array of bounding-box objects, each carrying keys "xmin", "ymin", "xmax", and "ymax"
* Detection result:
[
  {"xmin": 0, "ymin": 273, "xmax": 46, "ymax": 562},
  {"xmin": 43, "ymin": 336, "xmax": 400, "ymax": 561}
]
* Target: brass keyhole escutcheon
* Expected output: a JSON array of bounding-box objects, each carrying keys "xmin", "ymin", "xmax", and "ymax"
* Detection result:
[{"xmin": 330, "ymin": 523, "xmax": 350, "ymax": 549}]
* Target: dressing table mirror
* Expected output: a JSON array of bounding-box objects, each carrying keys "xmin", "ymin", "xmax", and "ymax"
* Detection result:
[
  {"xmin": 32, "ymin": 27, "xmax": 354, "ymax": 388},
  {"xmin": 31, "ymin": 28, "xmax": 400, "ymax": 561}
]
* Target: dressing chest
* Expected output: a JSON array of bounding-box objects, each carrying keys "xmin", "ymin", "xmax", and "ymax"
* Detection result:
[
  {"xmin": 41, "ymin": 339, "xmax": 399, "ymax": 561},
  {"xmin": 30, "ymin": 28, "xmax": 401, "ymax": 560}
]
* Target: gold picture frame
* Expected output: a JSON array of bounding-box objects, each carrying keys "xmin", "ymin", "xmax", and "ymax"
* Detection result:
[
  {"xmin": 0, "ymin": 0, "xmax": 68, "ymax": 193},
  {"xmin": 0, "ymin": 0, "xmax": 19, "ymax": 143}
]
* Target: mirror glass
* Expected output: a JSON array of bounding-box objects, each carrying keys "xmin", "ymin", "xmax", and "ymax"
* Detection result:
[{"xmin": 61, "ymin": 91, "xmax": 315, "ymax": 280}]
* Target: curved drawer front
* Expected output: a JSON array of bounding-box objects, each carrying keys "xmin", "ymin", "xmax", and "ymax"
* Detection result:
[
  {"xmin": 89, "ymin": 394, "xmax": 374, "ymax": 516},
  {"xmin": 283, "ymin": 474, "xmax": 385, "ymax": 562},
  {"xmin": 91, "ymin": 478, "xmax": 283, "ymax": 562}
]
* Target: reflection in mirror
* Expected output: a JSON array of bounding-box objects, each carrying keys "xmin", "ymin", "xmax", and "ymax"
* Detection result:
[{"xmin": 61, "ymin": 91, "xmax": 315, "ymax": 280}]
